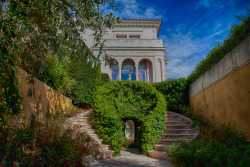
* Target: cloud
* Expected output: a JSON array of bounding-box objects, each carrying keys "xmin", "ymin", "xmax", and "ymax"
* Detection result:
[
  {"xmin": 195, "ymin": 0, "xmax": 224, "ymax": 9},
  {"xmin": 195, "ymin": 0, "xmax": 237, "ymax": 10},
  {"xmin": 101, "ymin": 0, "xmax": 164, "ymax": 19},
  {"xmin": 161, "ymin": 30, "xmax": 213, "ymax": 79}
]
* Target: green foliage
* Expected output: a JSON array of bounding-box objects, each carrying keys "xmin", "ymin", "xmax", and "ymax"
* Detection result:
[
  {"xmin": 153, "ymin": 78, "xmax": 189, "ymax": 113},
  {"xmin": 100, "ymin": 73, "xmax": 111, "ymax": 82},
  {"xmin": 0, "ymin": 113, "xmax": 99, "ymax": 166},
  {"xmin": 40, "ymin": 54, "xmax": 76, "ymax": 95},
  {"xmin": 166, "ymin": 112, "xmax": 250, "ymax": 167},
  {"xmin": 188, "ymin": 10, "xmax": 250, "ymax": 83},
  {"xmin": 92, "ymin": 81, "xmax": 166, "ymax": 155},
  {"xmin": 1, "ymin": 0, "xmax": 119, "ymax": 76},
  {"xmin": 67, "ymin": 48, "xmax": 102, "ymax": 106},
  {"xmin": 0, "ymin": 10, "xmax": 21, "ymax": 127}
]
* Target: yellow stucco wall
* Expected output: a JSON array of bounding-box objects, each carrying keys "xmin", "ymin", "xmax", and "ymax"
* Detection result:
[
  {"xmin": 190, "ymin": 63, "xmax": 250, "ymax": 140},
  {"xmin": 16, "ymin": 67, "xmax": 72, "ymax": 122}
]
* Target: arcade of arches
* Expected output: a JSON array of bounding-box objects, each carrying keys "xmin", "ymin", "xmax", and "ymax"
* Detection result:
[{"xmin": 112, "ymin": 58, "xmax": 153, "ymax": 83}]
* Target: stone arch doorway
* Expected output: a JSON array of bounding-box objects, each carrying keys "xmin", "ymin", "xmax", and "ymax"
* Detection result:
[
  {"xmin": 138, "ymin": 59, "xmax": 153, "ymax": 83},
  {"xmin": 122, "ymin": 59, "xmax": 136, "ymax": 81}
]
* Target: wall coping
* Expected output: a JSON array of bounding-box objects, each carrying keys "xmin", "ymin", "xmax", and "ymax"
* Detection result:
[{"xmin": 190, "ymin": 36, "xmax": 250, "ymax": 97}]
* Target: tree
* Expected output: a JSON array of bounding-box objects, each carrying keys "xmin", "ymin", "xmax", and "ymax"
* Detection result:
[{"xmin": 0, "ymin": 0, "xmax": 118, "ymax": 123}]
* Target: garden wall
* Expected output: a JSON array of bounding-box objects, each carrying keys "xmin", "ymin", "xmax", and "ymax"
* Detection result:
[
  {"xmin": 189, "ymin": 37, "xmax": 250, "ymax": 140},
  {"xmin": 16, "ymin": 67, "xmax": 72, "ymax": 121}
]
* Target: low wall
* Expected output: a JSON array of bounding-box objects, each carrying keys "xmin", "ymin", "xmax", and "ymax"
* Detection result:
[
  {"xmin": 189, "ymin": 37, "xmax": 250, "ymax": 140},
  {"xmin": 16, "ymin": 67, "xmax": 72, "ymax": 121}
]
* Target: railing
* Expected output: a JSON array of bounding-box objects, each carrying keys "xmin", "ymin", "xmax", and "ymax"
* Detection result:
[{"xmin": 102, "ymin": 38, "xmax": 163, "ymax": 47}]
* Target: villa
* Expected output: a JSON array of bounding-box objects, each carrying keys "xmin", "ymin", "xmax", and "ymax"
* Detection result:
[{"xmin": 83, "ymin": 19, "xmax": 167, "ymax": 83}]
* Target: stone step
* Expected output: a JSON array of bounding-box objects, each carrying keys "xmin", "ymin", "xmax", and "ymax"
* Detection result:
[
  {"xmin": 97, "ymin": 150, "xmax": 113, "ymax": 159},
  {"xmin": 148, "ymin": 150, "xmax": 168, "ymax": 160},
  {"xmin": 73, "ymin": 118, "xmax": 91, "ymax": 122},
  {"xmin": 74, "ymin": 112, "xmax": 91, "ymax": 118},
  {"xmin": 166, "ymin": 121, "xmax": 190, "ymax": 126},
  {"xmin": 158, "ymin": 139, "xmax": 189, "ymax": 144},
  {"xmin": 95, "ymin": 139, "xmax": 103, "ymax": 144},
  {"xmin": 79, "ymin": 128, "xmax": 96, "ymax": 134},
  {"xmin": 166, "ymin": 112, "xmax": 179, "ymax": 116},
  {"xmin": 71, "ymin": 120, "xmax": 92, "ymax": 124},
  {"xmin": 161, "ymin": 134, "xmax": 194, "ymax": 139},
  {"xmin": 166, "ymin": 125, "xmax": 193, "ymax": 129},
  {"xmin": 166, "ymin": 115, "xmax": 180, "ymax": 118},
  {"xmin": 88, "ymin": 134, "xmax": 99, "ymax": 138},
  {"xmin": 99, "ymin": 144, "xmax": 110, "ymax": 152},
  {"xmin": 154, "ymin": 144, "xmax": 171, "ymax": 151},
  {"xmin": 164, "ymin": 129, "xmax": 196, "ymax": 134},
  {"xmin": 70, "ymin": 124, "xmax": 93, "ymax": 130},
  {"xmin": 166, "ymin": 117, "xmax": 185, "ymax": 121}
]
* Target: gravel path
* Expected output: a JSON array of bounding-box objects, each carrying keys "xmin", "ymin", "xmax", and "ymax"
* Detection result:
[{"xmin": 90, "ymin": 148, "xmax": 174, "ymax": 167}]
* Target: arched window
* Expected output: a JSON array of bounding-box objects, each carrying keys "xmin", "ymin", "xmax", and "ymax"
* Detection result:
[
  {"xmin": 138, "ymin": 60, "xmax": 146, "ymax": 82},
  {"xmin": 112, "ymin": 60, "xmax": 119, "ymax": 81},
  {"xmin": 138, "ymin": 59, "xmax": 153, "ymax": 83},
  {"xmin": 122, "ymin": 59, "xmax": 136, "ymax": 81}
]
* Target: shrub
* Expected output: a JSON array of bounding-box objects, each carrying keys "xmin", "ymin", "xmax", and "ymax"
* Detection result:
[
  {"xmin": 92, "ymin": 80, "xmax": 166, "ymax": 155},
  {"xmin": 167, "ymin": 140, "xmax": 250, "ymax": 167},
  {"xmin": 166, "ymin": 111, "xmax": 250, "ymax": 167},
  {"xmin": 0, "ymin": 113, "xmax": 99, "ymax": 166},
  {"xmin": 153, "ymin": 78, "xmax": 189, "ymax": 113},
  {"xmin": 40, "ymin": 54, "xmax": 76, "ymax": 96},
  {"xmin": 100, "ymin": 73, "xmax": 110, "ymax": 82}
]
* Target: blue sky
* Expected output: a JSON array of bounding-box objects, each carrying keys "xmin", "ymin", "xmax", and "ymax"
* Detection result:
[{"xmin": 101, "ymin": 0, "xmax": 250, "ymax": 79}]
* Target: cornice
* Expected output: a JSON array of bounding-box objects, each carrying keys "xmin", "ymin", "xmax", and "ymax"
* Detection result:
[
  {"xmin": 91, "ymin": 47, "xmax": 166, "ymax": 52},
  {"xmin": 114, "ymin": 19, "xmax": 162, "ymax": 36}
]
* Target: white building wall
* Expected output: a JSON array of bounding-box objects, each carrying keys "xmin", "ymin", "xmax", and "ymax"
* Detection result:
[{"xmin": 82, "ymin": 19, "xmax": 167, "ymax": 83}]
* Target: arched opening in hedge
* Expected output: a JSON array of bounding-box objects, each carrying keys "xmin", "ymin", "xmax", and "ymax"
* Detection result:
[{"xmin": 92, "ymin": 81, "xmax": 166, "ymax": 155}]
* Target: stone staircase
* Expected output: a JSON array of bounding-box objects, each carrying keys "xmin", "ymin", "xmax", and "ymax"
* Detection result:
[
  {"xmin": 148, "ymin": 111, "xmax": 198, "ymax": 159},
  {"xmin": 65, "ymin": 110, "xmax": 113, "ymax": 159}
]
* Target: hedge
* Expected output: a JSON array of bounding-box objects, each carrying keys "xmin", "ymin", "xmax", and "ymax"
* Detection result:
[
  {"xmin": 67, "ymin": 46, "xmax": 101, "ymax": 106},
  {"xmin": 92, "ymin": 81, "xmax": 167, "ymax": 155},
  {"xmin": 153, "ymin": 78, "xmax": 189, "ymax": 113}
]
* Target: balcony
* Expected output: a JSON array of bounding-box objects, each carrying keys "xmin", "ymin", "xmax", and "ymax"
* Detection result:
[{"xmin": 102, "ymin": 38, "xmax": 164, "ymax": 48}]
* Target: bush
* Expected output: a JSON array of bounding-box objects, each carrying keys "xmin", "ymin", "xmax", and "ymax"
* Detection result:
[
  {"xmin": 166, "ymin": 112, "xmax": 250, "ymax": 167},
  {"xmin": 0, "ymin": 113, "xmax": 99, "ymax": 166},
  {"xmin": 92, "ymin": 80, "xmax": 166, "ymax": 155},
  {"xmin": 167, "ymin": 140, "xmax": 250, "ymax": 167},
  {"xmin": 153, "ymin": 78, "xmax": 189, "ymax": 113},
  {"xmin": 100, "ymin": 73, "xmax": 110, "ymax": 82},
  {"xmin": 40, "ymin": 54, "xmax": 76, "ymax": 96}
]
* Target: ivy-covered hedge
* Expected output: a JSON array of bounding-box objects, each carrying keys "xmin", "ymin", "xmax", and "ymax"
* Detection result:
[
  {"xmin": 153, "ymin": 78, "xmax": 189, "ymax": 113},
  {"xmin": 92, "ymin": 81, "xmax": 166, "ymax": 155}
]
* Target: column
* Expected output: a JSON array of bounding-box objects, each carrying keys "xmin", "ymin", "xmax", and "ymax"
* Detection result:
[
  {"xmin": 162, "ymin": 58, "xmax": 166, "ymax": 81},
  {"xmin": 119, "ymin": 66, "xmax": 122, "ymax": 80},
  {"xmin": 136, "ymin": 65, "xmax": 139, "ymax": 81}
]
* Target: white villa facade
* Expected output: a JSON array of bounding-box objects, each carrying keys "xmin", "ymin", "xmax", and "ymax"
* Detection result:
[{"xmin": 83, "ymin": 19, "xmax": 167, "ymax": 83}]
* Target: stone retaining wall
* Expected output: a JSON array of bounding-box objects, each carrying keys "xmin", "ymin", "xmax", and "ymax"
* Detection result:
[{"xmin": 16, "ymin": 67, "xmax": 72, "ymax": 122}]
